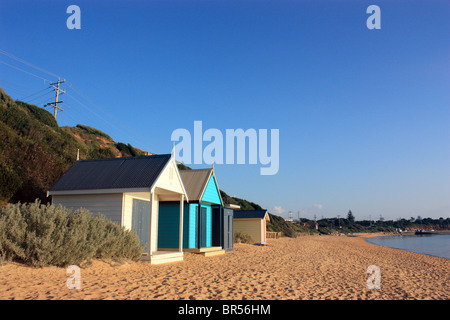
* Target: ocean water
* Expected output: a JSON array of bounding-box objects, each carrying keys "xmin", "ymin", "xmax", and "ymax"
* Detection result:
[{"xmin": 366, "ymin": 234, "xmax": 450, "ymax": 259}]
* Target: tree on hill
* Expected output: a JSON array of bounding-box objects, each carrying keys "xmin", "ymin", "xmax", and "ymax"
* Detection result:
[{"xmin": 347, "ymin": 210, "xmax": 355, "ymax": 223}]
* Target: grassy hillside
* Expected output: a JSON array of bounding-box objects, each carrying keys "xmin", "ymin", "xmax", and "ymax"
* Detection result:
[
  {"xmin": 0, "ymin": 89, "xmax": 148, "ymax": 204},
  {"xmin": 62, "ymin": 124, "xmax": 148, "ymax": 159},
  {"xmin": 220, "ymin": 190, "xmax": 263, "ymax": 211},
  {"xmin": 267, "ymin": 214, "xmax": 315, "ymax": 236}
]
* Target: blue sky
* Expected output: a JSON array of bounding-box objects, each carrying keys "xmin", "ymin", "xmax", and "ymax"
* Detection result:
[{"xmin": 1, "ymin": 0, "xmax": 449, "ymax": 220}]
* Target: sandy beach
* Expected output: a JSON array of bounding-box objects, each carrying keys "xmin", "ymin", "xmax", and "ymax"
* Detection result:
[{"xmin": 0, "ymin": 234, "xmax": 448, "ymax": 300}]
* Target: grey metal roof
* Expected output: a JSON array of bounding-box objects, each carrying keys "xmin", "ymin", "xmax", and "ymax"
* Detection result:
[
  {"xmin": 179, "ymin": 169, "xmax": 212, "ymax": 201},
  {"xmin": 234, "ymin": 210, "xmax": 269, "ymax": 220},
  {"xmin": 49, "ymin": 154, "xmax": 172, "ymax": 191}
]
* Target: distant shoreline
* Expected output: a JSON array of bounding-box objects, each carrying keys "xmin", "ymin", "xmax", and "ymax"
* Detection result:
[
  {"xmin": 364, "ymin": 232, "xmax": 450, "ymax": 260},
  {"xmin": 402, "ymin": 230, "xmax": 450, "ymax": 235},
  {"xmin": 343, "ymin": 230, "xmax": 450, "ymax": 237}
]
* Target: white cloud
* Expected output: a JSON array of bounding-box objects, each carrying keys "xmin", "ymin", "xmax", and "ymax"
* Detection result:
[
  {"xmin": 272, "ymin": 206, "xmax": 285, "ymax": 215},
  {"xmin": 313, "ymin": 204, "xmax": 323, "ymax": 210}
]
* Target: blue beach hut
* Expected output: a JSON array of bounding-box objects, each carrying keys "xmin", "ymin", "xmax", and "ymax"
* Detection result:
[{"xmin": 158, "ymin": 168, "xmax": 227, "ymax": 256}]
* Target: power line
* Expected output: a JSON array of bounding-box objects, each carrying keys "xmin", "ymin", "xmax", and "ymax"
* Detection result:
[
  {"xmin": 19, "ymin": 86, "xmax": 52, "ymax": 101},
  {"xmin": 0, "ymin": 60, "xmax": 51, "ymax": 83},
  {"xmin": 44, "ymin": 78, "xmax": 66, "ymax": 120},
  {"xmin": 0, "ymin": 79, "xmax": 38, "ymax": 96},
  {"xmin": 0, "ymin": 86, "xmax": 28, "ymax": 97},
  {"xmin": 60, "ymin": 104, "xmax": 81, "ymax": 123},
  {"xmin": 0, "ymin": 49, "xmax": 60, "ymax": 79},
  {"xmin": 1, "ymin": 49, "xmax": 152, "ymax": 150},
  {"xmin": 66, "ymin": 82, "xmax": 147, "ymax": 143},
  {"xmin": 22, "ymin": 88, "xmax": 53, "ymax": 103},
  {"xmin": 63, "ymin": 91, "xmax": 142, "ymax": 144},
  {"xmin": 65, "ymin": 91, "xmax": 120, "ymax": 128},
  {"xmin": 25, "ymin": 91, "xmax": 54, "ymax": 104}
]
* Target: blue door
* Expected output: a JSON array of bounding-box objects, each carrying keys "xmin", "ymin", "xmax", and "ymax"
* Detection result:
[{"xmin": 132, "ymin": 199, "xmax": 151, "ymax": 254}]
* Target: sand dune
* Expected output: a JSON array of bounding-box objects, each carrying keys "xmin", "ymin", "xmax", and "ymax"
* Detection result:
[{"xmin": 0, "ymin": 234, "xmax": 448, "ymax": 300}]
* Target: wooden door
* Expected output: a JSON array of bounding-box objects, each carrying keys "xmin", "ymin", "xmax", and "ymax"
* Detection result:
[
  {"xmin": 223, "ymin": 208, "xmax": 233, "ymax": 251},
  {"xmin": 199, "ymin": 206, "xmax": 207, "ymax": 248},
  {"xmin": 132, "ymin": 199, "xmax": 151, "ymax": 254}
]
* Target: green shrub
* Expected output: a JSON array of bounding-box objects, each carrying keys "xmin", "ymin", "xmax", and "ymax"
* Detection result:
[
  {"xmin": 87, "ymin": 214, "xmax": 144, "ymax": 262},
  {"xmin": 116, "ymin": 142, "xmax": 141, "ymax": 157},
  {"xmin": 317, "ymin": 227, "xmax": 332, "ymax": 235},
  {"xmin": 90, "ymin": 147, "xmax": 116, "ymax": 159},
  {"xmin": 76, "ymin": 124, "xmax": 112, "ymax": 140},
  {"xmin": 0, "ymin": 200, "xmax": 144, "ymax": 267},
  {"xmin": 16, "ymin": 101, "xmax": 58, "ymax": 129},
  {"xmin": 234, "ymin": 232, "xmax": 253, "ymax": 244},
  {"xmin": 0, "ymin": 162, "xmax": 23, "ymax": 202},
  {"xmin": 0, "ymin": 203, "xmax": 27, "ymax": 263}
]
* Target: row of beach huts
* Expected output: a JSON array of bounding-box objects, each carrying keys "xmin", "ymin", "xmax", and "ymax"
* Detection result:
[{"xmin": 47, "ymin": 153, "xmax": 271, "ymax": 264}]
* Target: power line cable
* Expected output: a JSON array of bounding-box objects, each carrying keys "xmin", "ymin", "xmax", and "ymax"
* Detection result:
[
  {"xmin": 0, "ymin": 49, "xmax": 60, "ymax": 79},
  {"xmin": 0, "ymin": 78, "xmax": 37, "ymax": 93},
  {"xmin": 64, "ymin": 91, "xmax": 138, "ymax": 142},
  {"xmin": 0, "ymin": 86, "xmax": 27, "ymax": 97},
  {"xmin": 25, "ymin": 89, "xmax": 54, "ymax": 104},
  {"xmin": 66, "ymin": 83, "xmax": 148, "ymax": 143},
  {"xmin": 1, "ymin": 49, "xmax": 151, "ymax": 150},
  {"xmin": 21, "ymin": 87, "xmax": 52, "ymax": 102},
  {"xmin": 0, "ymin": 60, "xmax": 51, "ymax": 83}
]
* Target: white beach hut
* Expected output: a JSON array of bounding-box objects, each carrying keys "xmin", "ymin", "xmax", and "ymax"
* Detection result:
[{"xmin": 47, "ymin": 154, "xmax": 188, "ymax": 264}]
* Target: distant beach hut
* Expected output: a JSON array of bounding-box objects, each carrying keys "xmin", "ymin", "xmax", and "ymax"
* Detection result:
[
  {"xmin": 158, "ymin": 168, "xmax": 229, "ymax": 256},
  {"xmin": 233, "ymin": 210, "xmax": 270, "ymax": 245},
  {"xmin": 47, "ymin": 154, "xmax": 189, "ymax": 264}
]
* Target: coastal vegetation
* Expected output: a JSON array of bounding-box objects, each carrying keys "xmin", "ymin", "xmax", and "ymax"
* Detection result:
[
  {"xmin": 296, "ymin": 215, "xmax": 450, "ymax": 235},
  {"xmin": 233, "ymin": 232, "xmax": 254, "ymax": 244},
  {"xmin": 0, "ymin": 201, "xmax": 144, "ymax": 267},
  {"xmin": 266, "ymin": 211, "xmax": 449, "ymax": 238},
  {"xmin": 267, "ymin": 214, "xmax": 315, "ymax": 236}
]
